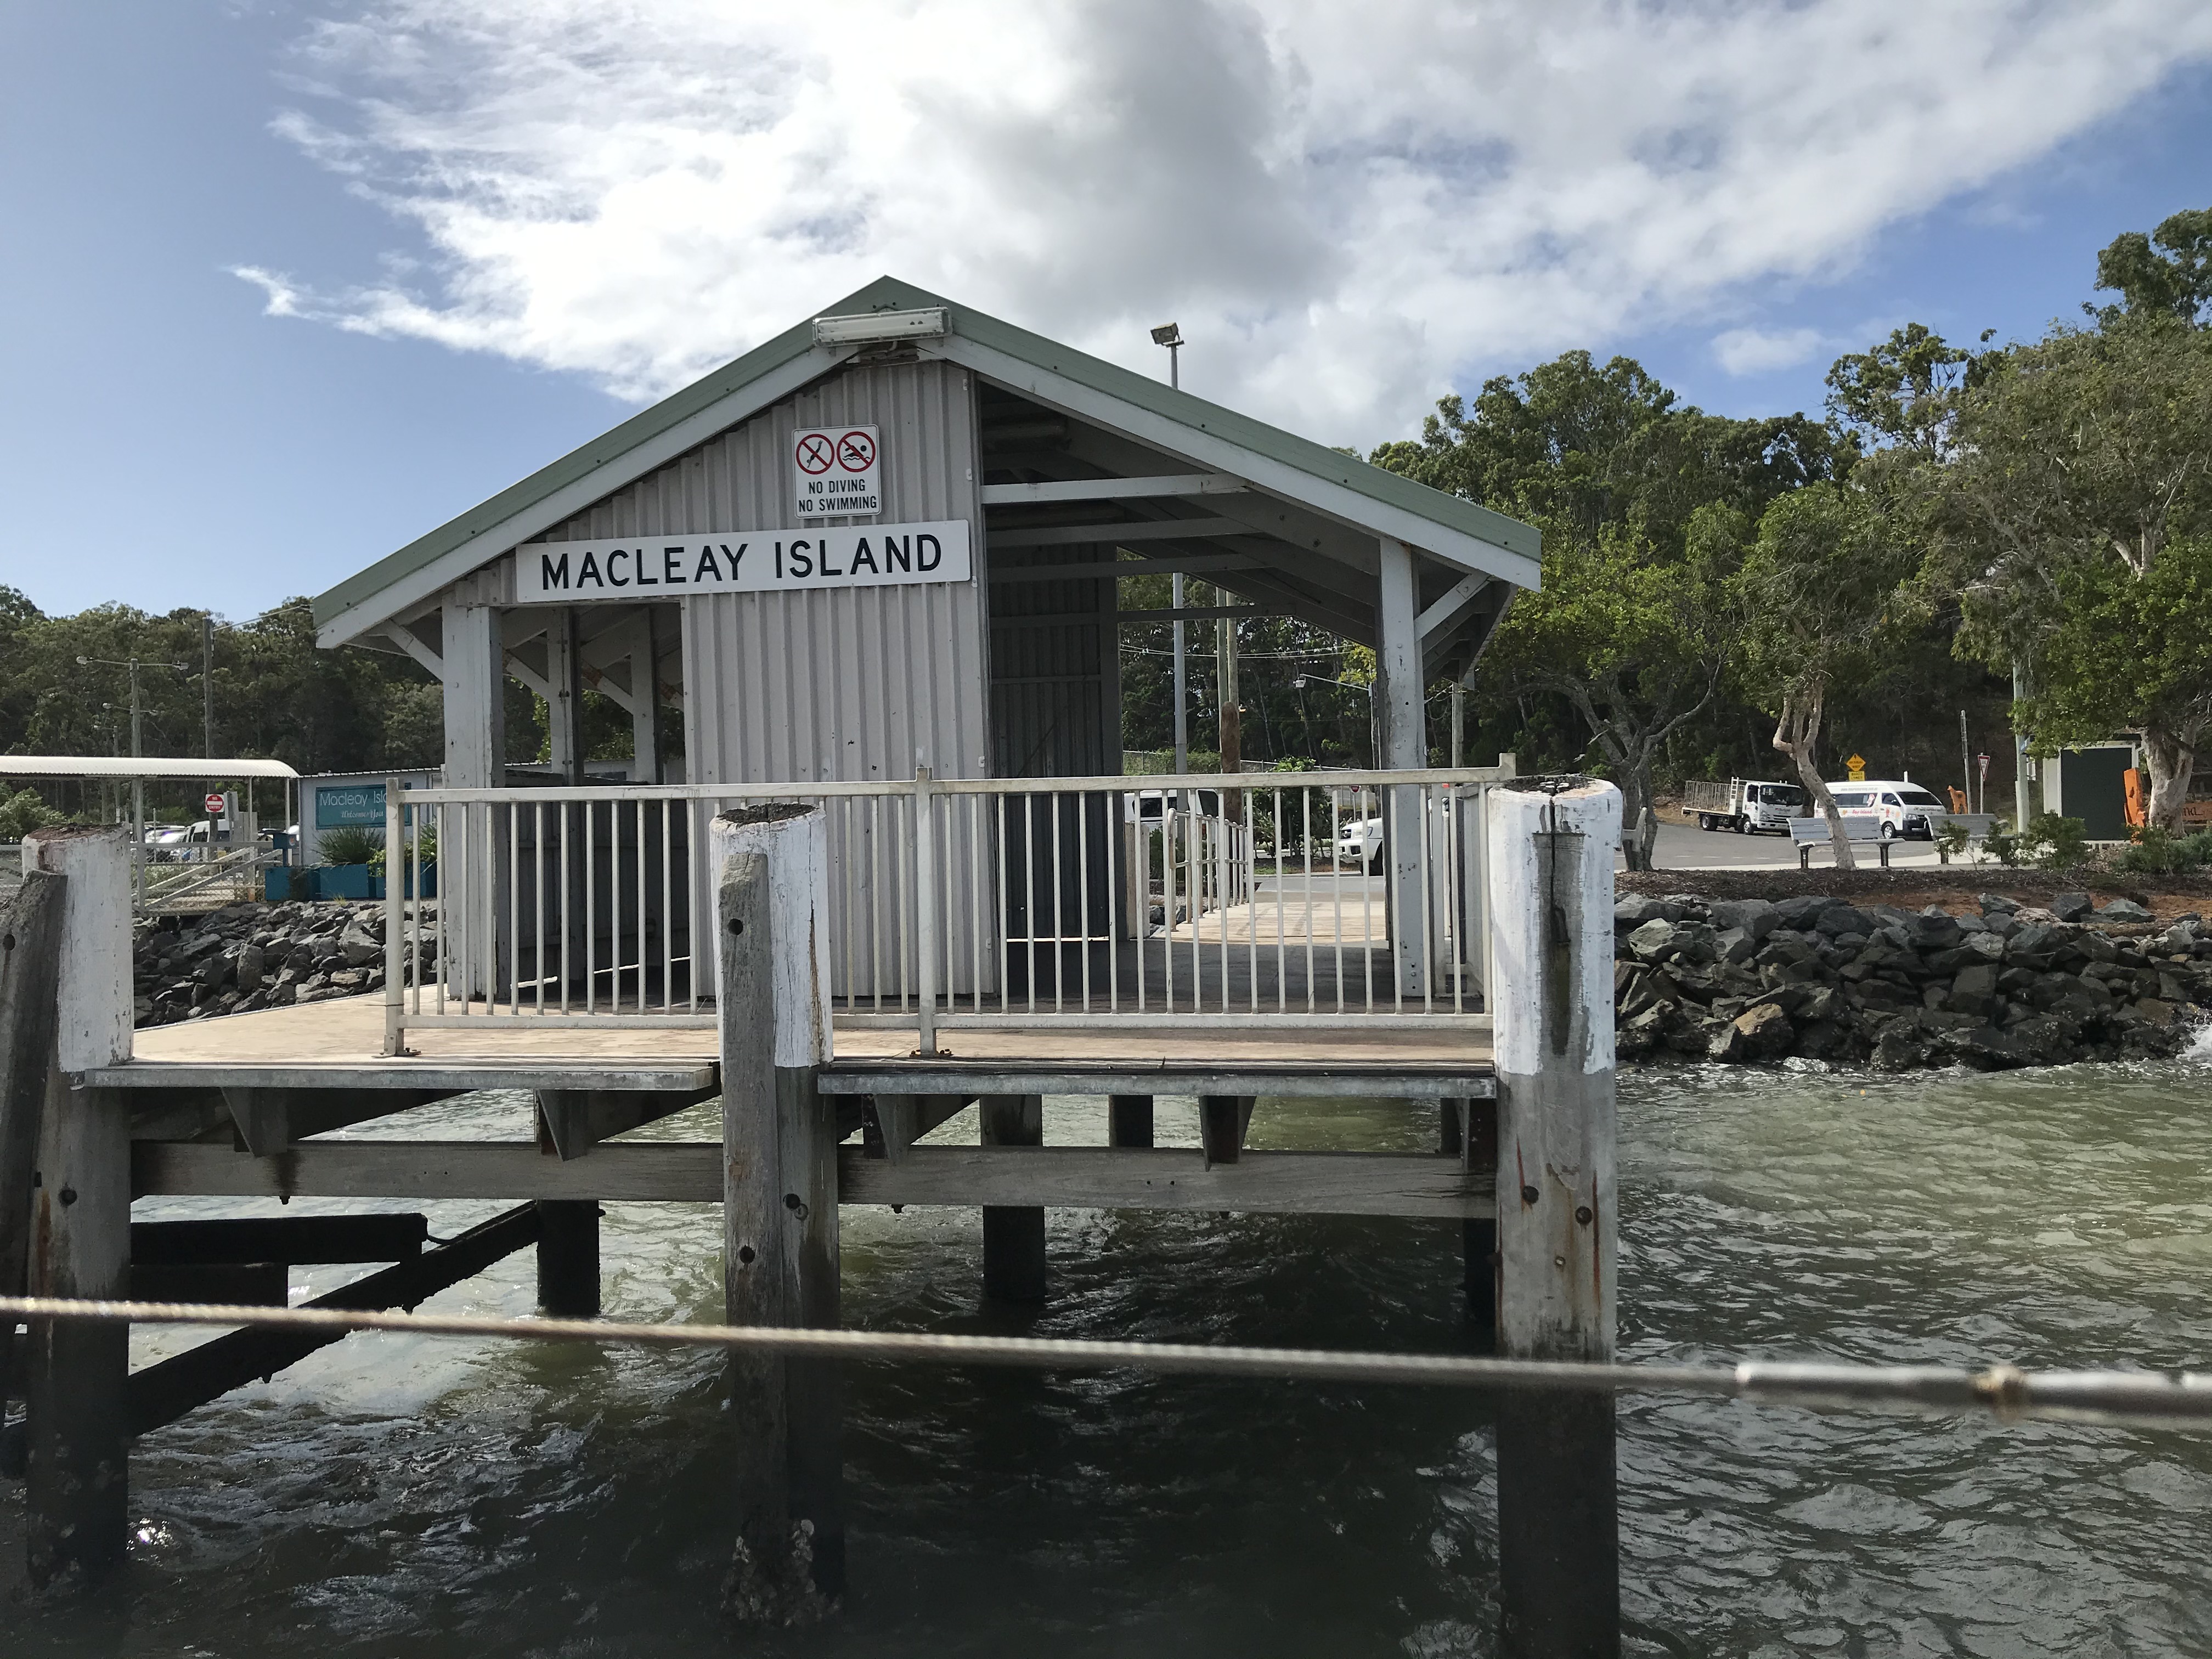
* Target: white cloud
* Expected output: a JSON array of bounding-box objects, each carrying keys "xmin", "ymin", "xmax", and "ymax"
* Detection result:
[
  {"xmin": 244, "ymin": 0, "xmax": 2212, "ymax": 443},
  {"xmin": 1711, "ymin": 326, "xmax": 1825, "ymax": 377}
]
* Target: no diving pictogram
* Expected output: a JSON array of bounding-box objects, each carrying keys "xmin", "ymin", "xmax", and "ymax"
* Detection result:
[
  {"xmin": 837, "ymin": 429, "xmax": 876, "ymax": 472},
  {"xmin": 795, "ymin": 432, "xmax": 836, "ymax": 475}
]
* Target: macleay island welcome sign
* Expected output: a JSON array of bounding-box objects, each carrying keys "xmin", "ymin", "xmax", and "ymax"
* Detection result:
[{"xmin": 515, "ymin": 521, "xmax": 972, "ymax": 603}]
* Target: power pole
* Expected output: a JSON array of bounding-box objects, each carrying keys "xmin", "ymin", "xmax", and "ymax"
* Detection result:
[
  {"xmin": 1959, "ymin": 709, "xmax": 1971, "ymax": 814},
  {"xmin": 1217, "ymin": 606, "xmax": 1241, "ymax": 775},
  {"xmin": 1171, "ymin": 574, "xmax": 1188, "ymax": 776},
  {"xmin": 202, "ymin": 614, "xmax": 216, "ymax": 758}
]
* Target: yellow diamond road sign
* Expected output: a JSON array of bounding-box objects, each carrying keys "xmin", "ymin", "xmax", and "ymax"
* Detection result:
[{"xmin": 1846, "ymin": 753, "xmax": 1867, "ymax": 781}]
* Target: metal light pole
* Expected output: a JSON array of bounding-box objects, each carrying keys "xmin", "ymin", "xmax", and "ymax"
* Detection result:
[
  {"xmin": 1154, "ymin": 322, "xmax": 1188, "ymax": 775},
  {"xmin": 1150, "ymin": 321, "xmax": 1182, "ymax": 391},
  {"xmin": 1171, "ymin": 573, "xmax": 1188, "ymax": 775},
  {"xmin": 78, "ymin": 653, "xmax": 187, "ymax": 899},
  {"xmin": 202, "ymin": 614, "xmax": 216, "ymax": 758}
]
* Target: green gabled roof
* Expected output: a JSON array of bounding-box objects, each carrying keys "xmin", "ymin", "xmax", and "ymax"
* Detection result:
[{"xmin": 314, "ymin": 275, "xmax": 1537, "ymax": 633}]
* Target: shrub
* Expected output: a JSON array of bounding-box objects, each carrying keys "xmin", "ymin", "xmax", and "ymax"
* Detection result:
[
  {"xmin": 318, "ymin": 825, "xmax": 384, "ymax": 866},
  {"xmin": 2023, "ymin": 811, "xmax": 2091, "ymax": 871},
  {"xmin": 365, "ymin": 823, "xmax": 434, "ymax": 876},
  {"xmin": 0, "ymin": 787, "xmax": 59, "ymax": 842},
  {"xmin": 2115, "ymin": 826, "xmax": 2212, "ymax": 875},
  {"xmin": 1934, "ymin": 818, "xmax": 1973, "ymax": 862}
]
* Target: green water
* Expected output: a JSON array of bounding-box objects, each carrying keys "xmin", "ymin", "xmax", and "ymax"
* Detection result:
[{"xmin": 10, "ymin": 1041, "xmax": 2212, "ymax": 1656}]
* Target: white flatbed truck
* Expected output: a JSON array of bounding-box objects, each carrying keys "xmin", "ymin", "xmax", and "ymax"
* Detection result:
[{"xmin": 1683, "ymin": 777, "xmax": 1804, "ymax": 834}]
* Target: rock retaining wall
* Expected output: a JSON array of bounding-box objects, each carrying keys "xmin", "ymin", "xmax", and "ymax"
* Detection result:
[
  {"xmin": 132, "ymin": 901, "xmax": 433, "ymax": 1026},
  {"xmin": 1615, "ymin": 890, "xmax": 2210, "ymax": 1070}
]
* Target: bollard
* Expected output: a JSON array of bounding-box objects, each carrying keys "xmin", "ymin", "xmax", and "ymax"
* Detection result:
[
  {"xmin": 712, "ymin": 805, "xmax": 842, "ymax": 1621},
  {"xmin": 20, "ymin": 825, "xmax": 134, "ymax": 1587},
  {"xmin": 1485, "ymin": 777, "xmax": 1621, "ymax": 1659}
]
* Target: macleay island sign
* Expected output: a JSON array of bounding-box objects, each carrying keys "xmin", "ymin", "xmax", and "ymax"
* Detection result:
[{"xmin": 515, "ymin": 521, "xmax": 972, "ymax": 603}]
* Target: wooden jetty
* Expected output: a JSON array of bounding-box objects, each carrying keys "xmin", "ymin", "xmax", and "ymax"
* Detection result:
[{"xmin": 2, "ymin": 283, "xmax": 1623, "ymax": 1655}]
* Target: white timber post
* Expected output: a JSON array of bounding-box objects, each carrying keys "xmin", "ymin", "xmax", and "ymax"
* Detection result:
[
  {"xmin": 20, "ymin": 824, "xmax": 134, "ymax": 1586},
  {"xmin": 712, "ymin": 804, "xmax": 841, "ymax": 1618},
  {"xmin": 1485, "ymin": 775, "xmax": 1622, "ymax": 1659},
  {"xmin": 913, "ymin": 766, "xmax": 939, "ymax": 1056},
  {"xmin": 1375, "ymin": 536, "xmax": 1427, "ymax": 995},
  {"xmin": 630, "ymin": 611, "xmax": 663, "ymax": 785},
  {"xmin": 546, "ymin": 610, "xmax": 583, "ymax": 785},
  {"xmin": 441, "ymin": 602, "xmax": 506, "ymax": 789},
  {"xmin": 441, "ymin": 601, "xmax": 507, "ymax": 1001}
]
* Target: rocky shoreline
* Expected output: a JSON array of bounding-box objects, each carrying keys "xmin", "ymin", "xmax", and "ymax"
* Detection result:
[
  {"xmin": 127, "ymin": 888, "xmax": 2212, "ymax": 1074},
  {"xmin": 133, "ymin": 901, "xmax": 431, "ymax": 1026},
  {"xmin": 1615, "ymin": 890, "xmax": 2210, "ymax": 1071}
]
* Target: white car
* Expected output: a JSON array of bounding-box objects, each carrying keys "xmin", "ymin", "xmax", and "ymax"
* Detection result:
[
  {"xmin": 1825, "ymin": 781, "xmax": 1948, "ymax": 840},
  {"xmin": 1335, "ymin": 816, "xmax": 1384, "ymax": 870}
]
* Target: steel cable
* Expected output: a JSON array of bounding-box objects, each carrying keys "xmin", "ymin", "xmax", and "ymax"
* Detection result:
[{"xmin": 5, "ymin": 1295, "xmax": 2210, "ymax": 1431}]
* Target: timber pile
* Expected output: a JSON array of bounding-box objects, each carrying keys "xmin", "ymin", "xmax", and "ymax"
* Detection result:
[
  {"xmin": 1614, "ymin": 890, "xmax": 2211, "ymax": 1071},
  {"xmin": 131, "ymin": 900, "xmax": 426, "ymax": 1026}
]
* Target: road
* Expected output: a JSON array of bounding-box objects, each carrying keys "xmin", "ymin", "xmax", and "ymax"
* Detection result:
[
  {"xmin": 1622, "ymin": 819, "xmax": 1950, "ymax": 873},
  {"xmin": 1247, "ymin": 817, "xmax": 1951, "ymax": 889}
]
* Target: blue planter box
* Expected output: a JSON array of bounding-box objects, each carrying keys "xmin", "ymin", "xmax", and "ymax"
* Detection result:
[
  {"xmin": 264, "ymin": 867, "xmax": 311, "ymax": 903},
  {"xmin": 367, "ymin": 862, "xmax": 437, "ymax": 901},
  {"xmin": 314, "ymin": 864, "xmax": 374, "ymax": 901}
]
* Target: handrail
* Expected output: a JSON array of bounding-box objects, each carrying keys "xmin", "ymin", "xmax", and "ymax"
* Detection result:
[
  {"xmin": 396, "ymin": 764, "xmax": 1516, "ymax": 805},
  {"xmin": 142, "ymin": 844, "xmax": 286, "ymax": 909},
  {"xmin": 380, "ymin": 763, "xmax": 1513, "ymax": 1052}
]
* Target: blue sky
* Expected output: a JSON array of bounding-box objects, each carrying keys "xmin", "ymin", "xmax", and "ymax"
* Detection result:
[{"xmin": 3, "ymin": 1, "xmax": 2209, "ymax": 625}]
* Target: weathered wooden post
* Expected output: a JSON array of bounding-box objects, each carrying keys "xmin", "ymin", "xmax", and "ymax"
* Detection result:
[
  {"xmin": 20, "ymin": 825, "xmax": 134, "ymax": 1586},
  {"xmin": 1107, "ymin": 1094, "xmax": 1154, "ymax": 1148},
  {"xmin": 979, "ymin": 1096, "xmax": 1046, "ymax": 1304},
  {"xmin": 535, "ymin": 1201, "xmax": 601, "ymax": 1318},
  {"xmin": 1486, "ymin": 776, "xmax": 1621, "ymax": 1658},
  {"xmin": 0, "ymin": 867, "xmax": 66, "ymax": 1401},
  {"xmin": 712, "ymin": 805, "xmax": 842, "ymax": 1621},
  {"xmin": 1438, "ymin": 1097, "xmax": 1498, "ymax": 1327}
]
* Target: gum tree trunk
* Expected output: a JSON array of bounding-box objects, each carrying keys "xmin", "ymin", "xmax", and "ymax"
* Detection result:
[
  {"xmin": 2141, "ymin": 723, "xmax": 2198, "ymax": 833},
  {"xmin": 1772, "ymin": 686, "xmax": 1855, "ymax": 871}
]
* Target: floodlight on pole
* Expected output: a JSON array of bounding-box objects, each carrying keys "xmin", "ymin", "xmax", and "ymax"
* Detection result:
[
  {"xmin": 1152, "ymin": 320, "xmax": 1188, "ymax": 771},
  {"xmin": 1150, "ymin": 322, "xmax": 1182, "ymax": 390}
]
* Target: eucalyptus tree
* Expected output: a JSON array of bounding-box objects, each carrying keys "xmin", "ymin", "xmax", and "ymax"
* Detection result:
[
  {"xmin": 1731, "ymin": 484, "xmax": 1916, "ymax": 869},
  {"xmin": 1916, "ymin": 313, "xmax": 2212, "ymax": 826},
  {"xmin": 1373, "ymin": 351, "xmax": 1843, "ymax": 868}
]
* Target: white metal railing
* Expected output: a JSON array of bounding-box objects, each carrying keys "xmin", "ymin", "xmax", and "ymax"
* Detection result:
[
  {"xmin": 140, "ymin": 844, "xmax": 285, "ymax": 912},
  {"xmin": 381, "ymin": 765, "xmax": 1511, "ymax": 1054}
]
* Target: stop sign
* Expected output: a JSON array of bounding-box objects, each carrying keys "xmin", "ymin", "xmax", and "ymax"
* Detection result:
[{"xmin": 204, "ymin": 792, "xmax": 225, "ymax": 816}]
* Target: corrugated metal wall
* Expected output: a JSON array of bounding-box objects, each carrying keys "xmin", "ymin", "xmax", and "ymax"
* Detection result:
[
  {"xmin": 533, "ymin": 357, "xmax": 989, "ymax": 787},
  {"xmin": 528, "ymin": 357, "xmax": 990, "ymax": 996}
]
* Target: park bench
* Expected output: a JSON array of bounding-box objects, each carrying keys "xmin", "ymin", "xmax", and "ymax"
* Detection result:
[{"xmin": 1790, "ymin": 812, "xmax": 1894, "ymax": 869}]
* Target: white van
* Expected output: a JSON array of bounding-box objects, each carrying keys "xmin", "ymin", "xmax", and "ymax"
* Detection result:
[{"xmin": 1823, "ymin": 780, "xmax": 1947, "ymax": 840}]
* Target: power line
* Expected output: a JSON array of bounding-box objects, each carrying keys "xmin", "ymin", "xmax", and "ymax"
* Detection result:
[{"xmin": 5, "ymin": 1296, "xmax": 2209, "ymax": 1431}]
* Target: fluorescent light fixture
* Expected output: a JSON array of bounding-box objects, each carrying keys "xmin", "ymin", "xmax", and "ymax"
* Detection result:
[{"xmin": 812, "ymin": 307, "xmax": 950, "ymax": 346}]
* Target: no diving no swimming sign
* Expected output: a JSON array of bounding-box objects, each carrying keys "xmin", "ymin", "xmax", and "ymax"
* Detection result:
[{"xmin": 793, "ymin": 424, "xmax": 881, "ymax": 517}]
